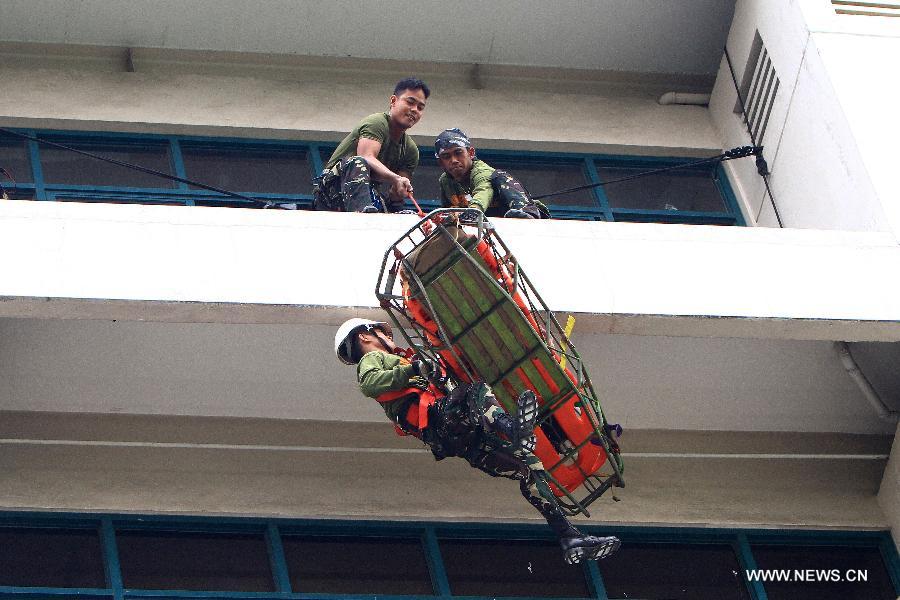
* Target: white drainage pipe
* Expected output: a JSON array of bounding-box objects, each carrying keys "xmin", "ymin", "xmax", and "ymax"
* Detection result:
[
  {"xmin": 835, "ymin": 341, "xmax": 898, "ymax": 423},
  {"xmin": 657, "ymin": 92, "xmax": 711, "ymax": 106}
]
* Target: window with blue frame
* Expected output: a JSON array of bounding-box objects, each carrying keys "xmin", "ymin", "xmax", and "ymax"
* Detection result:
[
  {"xmin": 0, "ymin": 514, "xmax": 897, "ymax": 600},
  {"xmin": 0, "ymin": 139, "xmax": 32, "ymax": 184},
  {"xmin": 0, "ymin": 129, "xmax": 746, "ymax": 225},
  {"xmin": 116, "ymin": 529, "xmax": 275, "ymax": 591},
  {"xmin": 597, "ymin": 542, "xmax": 751, "ymax": 599},
  {"xmin": 180, "ymin": 143, "xmax": 312, "ymax": 196},
  {"xmin": 0, "ymin": 138, "xmax": 33, "ymax": 200},
  {"xmin": 0, "ymin": 527, "xmax": 106, "ymax": 588},
  {"xmin": 439, "ymin": 537, "xmax": 592, "ymax": 598},
  {"xmin": 281, "ymin": 534, "xmax": 433, "ymax": 594},
  {"xmin": 40, "ymin": 137, "xmax": 174, "ymax": 189},
  {"xmin": 481, "ymin": 154, "xmax": 598, "ymax": 210}
]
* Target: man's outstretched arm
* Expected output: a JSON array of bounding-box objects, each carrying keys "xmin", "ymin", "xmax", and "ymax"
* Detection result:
[{"xmin": 356, "ymin": 137, "xmax": 413, "ymax": 200}]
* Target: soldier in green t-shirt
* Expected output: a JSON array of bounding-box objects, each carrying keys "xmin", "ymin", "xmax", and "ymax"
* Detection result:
[
  {"xmin": 313, "ymin": 78, "xmax": 429, "ymax": 213},
  {"xmin": 333, "ymin": 318, "xmax": 621, "ymax": 565},
  {"xmin": 435, "ymin": 128, "xmax": 550, "ymax": 219}
]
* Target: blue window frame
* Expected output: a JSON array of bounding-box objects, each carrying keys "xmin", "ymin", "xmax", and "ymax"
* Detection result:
[
  {"xmin": 0, "ymin": 513, "xmax": 896, "ymax": 600},
  {"xmin": 0, "ymin": 129, "xmax": 746, "ymax": 225}
]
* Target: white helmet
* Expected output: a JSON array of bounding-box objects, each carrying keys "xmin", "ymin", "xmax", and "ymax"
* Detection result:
[{"xmin": 334, "ymin": 318, "xmax": 392, "ymax": 365}]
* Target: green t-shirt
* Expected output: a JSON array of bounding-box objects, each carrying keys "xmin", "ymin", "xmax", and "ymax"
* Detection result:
[
  {"xmin": 357, "ymin": 349, "xmax": 427, "ymax": 423},
  {"xmin": 326, "ymin": 112, "xmax": 419, "ymax": 176},
  {"xmin": 439, "ymin": 159, "xmax": 496, "ymax": 212}
]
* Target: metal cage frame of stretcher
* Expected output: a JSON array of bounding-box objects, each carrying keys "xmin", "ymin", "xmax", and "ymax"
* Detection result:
[{"xmin": 375, "ymin": 208, "xmax": 624, "ymax": 517}]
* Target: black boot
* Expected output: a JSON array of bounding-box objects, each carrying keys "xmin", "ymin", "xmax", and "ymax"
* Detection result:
[
  {"xmin": 528, "ymin": 486, "xmax": 621, "ymax": 564},
  {"xmin": 490, "ymin": 390, "xmax": 538, "ymax": 452},
  {"xmin": 560, "ymin": 534, "xmax": 621, "ymax": 564}
]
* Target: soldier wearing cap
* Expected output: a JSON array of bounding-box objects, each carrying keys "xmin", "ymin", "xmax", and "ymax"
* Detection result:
[
  {"xmin": 313, "ymin": 78, "xmax": 429, "ymax": 213},
  {"xmin": 435, "ymin": 128, "xmax": 550, "ymax": 219}
]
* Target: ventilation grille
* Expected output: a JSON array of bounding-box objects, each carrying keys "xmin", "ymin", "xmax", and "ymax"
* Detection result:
[
  {"xmin": 832, "ymin": 1, "xmax": 900, "ymax": 17},
  {"xmin": 734, "ymin": 32, "xmax": 779, "ymax": 146}
]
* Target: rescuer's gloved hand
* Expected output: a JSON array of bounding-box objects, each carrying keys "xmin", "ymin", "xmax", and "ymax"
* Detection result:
[
  {"xmin": 459, "ymin": 207, "xmax": 483, "ymax": 224},
  {"xmin": 411, "ymin": 357, "xmax": 440, "ymax": 380},
  {"xmin": 503, "ymin": 207, "xmax": 536, "ymax": 219}
]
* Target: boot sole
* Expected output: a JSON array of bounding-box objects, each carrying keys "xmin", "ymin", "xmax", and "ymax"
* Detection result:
[
  {"xmin": 512, "ymin": 390, "xmax": 539, "ymax": 452},
  {"xmin": 563, "ymin": 537, "xmax": 621, "ymax": 564},
  {"xmin": 516, "ymin": 390, "xmax": 539, "ymax": 435}
]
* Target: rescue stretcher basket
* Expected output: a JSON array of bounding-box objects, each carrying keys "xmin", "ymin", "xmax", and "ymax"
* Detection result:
[{"xmin": 376, "ymin": 208, "xmax": 624, "ymax": 517}]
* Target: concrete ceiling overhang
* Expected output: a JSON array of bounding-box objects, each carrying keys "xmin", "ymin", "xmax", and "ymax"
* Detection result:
[{"xmin": 0, "ymin": 0, "xmax": 736, "ymax": 75}]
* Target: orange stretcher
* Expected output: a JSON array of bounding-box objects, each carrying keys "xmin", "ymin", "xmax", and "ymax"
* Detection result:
[{"xmin": 376, "ymin": 209, "xmax": 623, "ymax": 517}]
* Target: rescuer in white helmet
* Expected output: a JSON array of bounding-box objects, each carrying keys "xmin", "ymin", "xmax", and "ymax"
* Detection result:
[{"xmin": 334, "ymin": 318, "xmax": 621, "ymax": 564}]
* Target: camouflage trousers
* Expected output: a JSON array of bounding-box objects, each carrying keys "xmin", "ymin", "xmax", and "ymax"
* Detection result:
[
  {"xmin": 488, "ymin": 170, "xmax": 552, "ymax": 219},
  {"xmin": 423, "ymin": 383, "xmax": 578, "ymax": 541},
  {"xmin": 313, "ymin": 156, "xmax": 403, "ymax": 213},
  {"xmin": 467, "ymin": 442, "xmax": 578, "ymax": 540}
]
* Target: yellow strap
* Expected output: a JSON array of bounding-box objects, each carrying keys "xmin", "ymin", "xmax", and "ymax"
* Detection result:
[{"xmin": 559, "ymin": 315, "xmax": 576, "ymax": 370}]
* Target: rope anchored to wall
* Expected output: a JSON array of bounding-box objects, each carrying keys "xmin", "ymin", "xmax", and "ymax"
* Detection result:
[
  {"xmin": 2, "ymin": 127, "xmax": 769, "ymax": 216},
  {"xmin": 723, "ymin": 45, "xmax": 784, "ymax": 228},
  {"xmin": 0, "ymin": 127, "xmax": 292, "ymax": 208},
  {"xmin": 530, "ymin": 145, "xmax": 763, "ymax": 201}
]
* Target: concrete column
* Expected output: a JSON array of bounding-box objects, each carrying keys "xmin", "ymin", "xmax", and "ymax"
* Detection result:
[{"xmin": 878, "ymin": 421, "xmax": 900, "ymax": 552}]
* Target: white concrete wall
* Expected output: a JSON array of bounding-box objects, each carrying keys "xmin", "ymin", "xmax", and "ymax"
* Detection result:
[
  {"xmin": 709, "ymin": 0, "xmax": 892, "ymax": 233},
  {"xmin": 2, "ymin": 201, "xmax": 900, "ymax": 337},
  {"xmin": 2, "ymin": 317, "xmax": 896, "ymax": 434},
  {"xmin": 0, "ymin": 45, "xmax": 720, "ymax": 156},
  {"xmin": 0, "ymin": 412, "xmax": 891, "ymax": 530},
  {"xmin": 0, "ymin": 0, "xmax": 735, "ymax": 75},
  {"xmin": 797, "ymin": 0, "xmax": 900, "ymax": 244}
]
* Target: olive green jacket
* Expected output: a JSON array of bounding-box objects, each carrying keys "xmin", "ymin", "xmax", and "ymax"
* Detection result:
[
  {"xmin": 357, "ymin": 350, "xmax": 427, "ymax": 423},
  {"xmin": 439, "ymin": 159, "xmax": 496, "ymax": 212}
]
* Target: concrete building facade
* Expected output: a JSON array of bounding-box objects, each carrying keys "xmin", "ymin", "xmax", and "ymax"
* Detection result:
[{"xmin": 0, "ymin": 1, "xmax": 898, "ymax": 598}]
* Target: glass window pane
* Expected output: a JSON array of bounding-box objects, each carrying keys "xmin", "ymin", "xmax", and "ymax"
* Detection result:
[
  {"xmin": 41, "ymin": 139, "xmax": 174, "ymax": 188},
  {"xmin": 751, "ymin": 544, "xmax": 897, "ymax": 600},
  {"xmin": 282, "ymin": 535, "xmax": 432, "ymax": 595},
  {"xmin": 117, "ymin": 530, "xmax": 274, "ymax": 591},
  {"xmin": 0, "ymin": 139, "xmax": 32, "ymax": 183},
  {"xmin": 441, "ymin": 538, "xmax": 591, "ymax": 598},
  {"xmin": 411, "ymin": 156, "xmax": 445, "ymax": 202},
  {"xmin": 597, "ymin": 163, "xmax": 726, "ymax": 212},
  {"xmin": 487, "ymin": 157, "xmax": 596, "ymax": 208},
  {"xmin": 0, "ymin": 527, "xmax": 106, "ymax": 588},
  {"xmin": 2, "ymin": 188, "xmax": 36, "ymax": 200},
  {"xmin": 317, "ymin": 148, "xmax": 336, "ymax": 173},
  {"xmin": 181, "ymin": 145, "xmax": 311, "ymax": 194},
  {"xmin": 599, "ymin": 543, "xmax": 751, "ymax": 600}
]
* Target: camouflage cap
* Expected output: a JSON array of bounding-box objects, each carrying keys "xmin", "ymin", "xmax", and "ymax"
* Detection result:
[{"xmin": 434, "ymin": 128, "xmax": 472, "ymax": 158}]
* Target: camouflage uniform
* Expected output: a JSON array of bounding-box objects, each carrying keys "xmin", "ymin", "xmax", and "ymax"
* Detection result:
[
  {"xmin": 313, "ymin": 112, "xmax": 419, "ymax": 212},
  {"xmin": 426, "ymin": 384, "xmax": 583, "ymax": 543},
  {"xmin": 357, "ymin": 352, "xmax": 582, "ymax": 544},
  {"xmin": 314, "ymin": 156, "xmax": 387, "ymax": 212},
  {"xmin": 439, "ymin": 159, "xmax": 550, "ymax": 218}
]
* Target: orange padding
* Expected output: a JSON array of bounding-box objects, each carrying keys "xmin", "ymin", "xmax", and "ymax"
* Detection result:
[{"xmin": 377, "ymin": 387, "xmax": 439, "ymax": 436}]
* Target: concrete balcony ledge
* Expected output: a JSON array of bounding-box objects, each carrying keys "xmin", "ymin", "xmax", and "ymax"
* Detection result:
[{"xmin": 1, "ymin": 200, "xmax": 899, "ymax": 341}]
